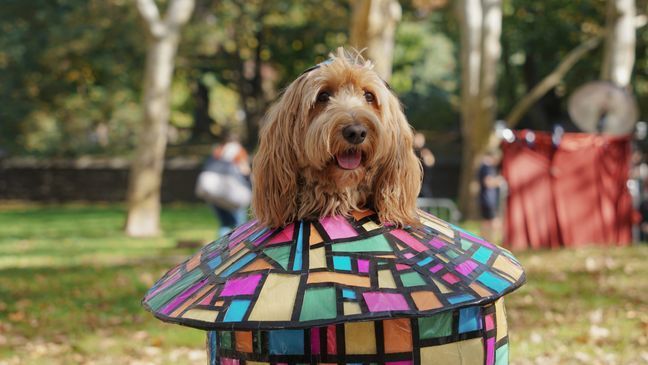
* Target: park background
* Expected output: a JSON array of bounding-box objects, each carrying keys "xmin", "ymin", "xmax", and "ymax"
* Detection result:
[{"xmin": 0, "ymin": 0, "xmax": 647, "ymax": 364}]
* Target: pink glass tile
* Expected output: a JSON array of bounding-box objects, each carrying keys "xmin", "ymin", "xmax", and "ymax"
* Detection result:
[
  {"xmin": 485, "ymin": 314, "xmax": 495, "ymax": 331},
  {"xmin": 220, "ymin": 274, "xmax": 262, "ymax": 296},
  {"xmin": 221, "ymin": 358, "xmax": 240, "ymax": 365},
  {"xmin": 429, "ymin": 264, "xmax": 444, "ymax": 273},
  {"xmin": 199, "ymin": 291, "xmax": 216, "ymax": 305},
  {"xmin": 442, "ymin": 272, "xmax": 459, "ymax": 284},
  {"xmin": 456, "ymin": 260, "xmax": 478, "ymax": 276},
  {"xmin": 358, "ymin": 259, "xmax": 370, "ymax": 273},
  {"xmin": 266, "ymin": 223, "xmax": 294, "ymax": 245},
  {"xmin": 327, "ymin": 325, "xmax": 337, "ymax": 354},
  {"xmin": 320, "ymin": 216, "xmax": 358, "ymax": 239},
  {"xmin": 311, "ymin": 327, "xmax": 321, "ymax": 354},
  {"xmin": 363, "ymin": 292, "xmax": 410, "ymax": 312},
  {"xmin": 390, "ymin": 229, "xmax": 428, "ymax": 252},
  {"xmin": 486, "ymin": 337, "xmax": 495, "ymax": 365},
  {"xmin": 429, "ymin": 237, "xmax": 446, "ymax": 249}
]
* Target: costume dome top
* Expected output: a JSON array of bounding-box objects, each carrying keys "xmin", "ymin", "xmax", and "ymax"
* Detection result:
[{"xmin": 143, "ymin": 210, "xmax": 525, "ymax": 330}]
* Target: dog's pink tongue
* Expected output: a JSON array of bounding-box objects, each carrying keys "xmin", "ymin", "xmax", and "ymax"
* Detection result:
[{"xmin": 336, "ymin": 150, "xmax": 362, "ymax": 170}]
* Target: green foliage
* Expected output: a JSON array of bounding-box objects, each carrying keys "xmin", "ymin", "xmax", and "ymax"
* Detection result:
[
  {"xmin": 392, "ymin": 7, "xmax": 460, "ymax": 131},
  {"xmin": 499, "ymin": 0, "xmax": 608, "ymax": 129},
  {"xmin": 0, "ymin": 0, "xmax": 645, "ymax": 156},
  {"xmin": 0, "ymin": 0, "xmax": 145, "ymax": 156}
]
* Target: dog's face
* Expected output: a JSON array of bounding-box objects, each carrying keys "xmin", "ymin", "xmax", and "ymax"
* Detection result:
[
  {"xmin": 252, "ymin": 50, "xmax": 421, "ymax": 228},
  {"xmin": 300, "ymin": 58, "xmax": 386, "ymax": 191}
]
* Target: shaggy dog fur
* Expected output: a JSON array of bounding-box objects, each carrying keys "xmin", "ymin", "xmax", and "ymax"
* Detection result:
[{"xmin": 252, "ymin": 49, "xmax": 422, "ymax": 228}]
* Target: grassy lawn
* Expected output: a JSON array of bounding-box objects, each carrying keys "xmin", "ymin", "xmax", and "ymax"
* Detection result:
[{"xmin": 0, "ymin": 203, "xmax": 646, "ymax": 365}]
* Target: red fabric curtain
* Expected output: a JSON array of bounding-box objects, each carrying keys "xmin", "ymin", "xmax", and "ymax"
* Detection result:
[{"xmin": 501, "ymin": 131, "xmax": 632, "ymax": 249}]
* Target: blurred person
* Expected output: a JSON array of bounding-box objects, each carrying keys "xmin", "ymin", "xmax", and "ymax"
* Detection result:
[
  {"xmin": 212, "ymin": 131, "xmax": 250, "ymax": 237},
  {"xmin": 478, "ymin": 149, "xmax": 505, "ymax": 242},
  {"xmin": 195, "ymin": 130, "xmax": 251, "ymax": 238},
  {"xmin": 414, "ymin": 132, "xmax": 435, "ymax": 198}
]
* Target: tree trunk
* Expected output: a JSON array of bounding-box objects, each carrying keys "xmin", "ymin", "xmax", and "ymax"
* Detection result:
[
  {"xmin": 601, "ymin": 0, "xmax": 636, "ymax": 88},
  {"xmin": 125, "ymin": 0, "xmax": 195, "ymax": 237},
  {"xmin": 456, "ymin": 0, "xmax": 502, "ymax": 219},
  {"xmin": 349, "ymin": 0, "xmax": 401, "ymax": 81}
]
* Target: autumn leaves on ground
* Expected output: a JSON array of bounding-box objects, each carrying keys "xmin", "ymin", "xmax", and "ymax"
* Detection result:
[{"xmin": 0, "ymin": 204, "xmax": 646, "ymax": 365}]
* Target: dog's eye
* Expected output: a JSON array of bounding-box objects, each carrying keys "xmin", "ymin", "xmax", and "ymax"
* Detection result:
[
  {"xmin": 317, "ymin": 92, "xmax": 330, "ymax": 103},
  {"xmin": 364, "ymin": 91, "xmax": 375, "ymax": 103}
]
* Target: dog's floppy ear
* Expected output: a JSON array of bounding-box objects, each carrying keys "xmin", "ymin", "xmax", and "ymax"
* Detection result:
[
  {"xmin": 372, "ymin": 90, "xmax": 422, "ymax": 227},
  {"xmin": 252, "ymin": 73, "xmax": 314, "ymax": 228}
]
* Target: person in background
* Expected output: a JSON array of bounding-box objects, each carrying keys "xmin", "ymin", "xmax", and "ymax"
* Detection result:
[
  {"xmin": 211, "ymin": 131, "xmax": 251, "ymax": 237},
  {"xmin": 413, "ymin": 132, "xmax": 436, "ymax": 198},
  {"xmin": 478, "ymin": 149, "xmax": 505, "ymax": 243}
]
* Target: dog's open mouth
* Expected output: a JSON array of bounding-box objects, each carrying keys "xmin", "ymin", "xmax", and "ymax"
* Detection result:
[{"xmin": 335, "ymin": 149, "xmax": 362, "ymax": 170}]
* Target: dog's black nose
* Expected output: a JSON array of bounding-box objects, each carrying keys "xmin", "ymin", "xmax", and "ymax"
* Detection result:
[{"xmin": 342, "ymin": 124, "xmax": 367, "ymax": 144}]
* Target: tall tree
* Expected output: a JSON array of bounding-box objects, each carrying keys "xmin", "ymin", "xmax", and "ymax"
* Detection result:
[
  {"xmin": 456, "ymin": 0, "xmax": 502, "ymax": 218},
  {"xmin": 125, "ymin": 0, "xmax": 195, "ymax": 237},
  {"xmin": 350, "ymin": 0, "xmax": 402, "ymax": 81},
  {"xmin": 601, "ymin": 0, "xmax": 636, "ymax": 88}
]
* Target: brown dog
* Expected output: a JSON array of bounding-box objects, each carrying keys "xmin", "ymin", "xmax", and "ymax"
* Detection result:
[{"xmin": 252, "ymin": 49, "xmax": 422, "ymax": 228}]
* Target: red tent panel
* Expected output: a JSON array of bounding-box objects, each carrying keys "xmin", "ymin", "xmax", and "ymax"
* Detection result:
[{"xmin": 502, "ymin": 131, "xmax": 632, "ymax": 249}]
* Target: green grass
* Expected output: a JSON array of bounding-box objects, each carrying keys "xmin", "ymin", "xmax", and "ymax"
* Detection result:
[{"xmin": 0, "ymin": 203, "xmax": 646, "ymax": 364}]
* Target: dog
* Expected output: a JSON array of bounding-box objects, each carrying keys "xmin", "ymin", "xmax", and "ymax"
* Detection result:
[{"xmin": 252, "ymin": 49, "xmax": 422, "ymax": 228}]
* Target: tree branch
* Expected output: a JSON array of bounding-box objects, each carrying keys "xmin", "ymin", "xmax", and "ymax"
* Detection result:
[
  {"xmin": 163, "ymin": 0, "xmax": 195, "ymax": 30},
  {"xmin": 136, "ymin": 0, "xmax": 166, "ymax": 38},
  {"xmin": 136, "ymin": 0, "xmax": 195, "ymax": 38},
  {"xmin": 506, "ymin": 36, "xmax": 602, "ymax": 128}
]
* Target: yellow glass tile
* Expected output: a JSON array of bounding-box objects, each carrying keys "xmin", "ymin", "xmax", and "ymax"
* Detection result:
[
  {"xmin": 310, "ymin": 225, "xmax": 323, "ymax": 245},
  {"xmin": 436, "ymin": 254, "xmax": 449, "ymax": 263},
  {"xmin": 214, "ymin": 301, "xmax": 225, "ymax": 307},
  {"xmin": 469, "ymin": 282, "xmax": 492, "ymax": 297},
  {"xmin": 307, "ymin": 272, "xmax": 370, "ymax": 287},
  {"xmin": 492, "ymin": 255, "xmax": 523, "ymax": 282},
  {"xmin": 420, "ymin": 338, "xmax": 484, "ymax": 364},
  {"xmin": 363, "ymin": 221, "xmax": 381, "ymax": 231},
  {"xmin": 495, "ymin": 298, "xmax": 508, "ymax": 342},
  {"xmin": 181, "ymin": 308, "xmax": 218, "ymax": 322},
  {"xmin": 378, "ymin": 270, "xmax": 396, "ymax": 289},
  {"xmin": 309, "ymin": 247, "xmax": 327, "ymax": 269},
  {"xmin": 345, "ymin": 322, "xmax": 376, "ymax": 354},
  {"xmin": 432, "ymin": 278, "xmax": 451, "ymax": 294},
  {"xmin": 421, "ymin": 217, "xmax": 455, "ymax": 238},
  {"xmin": 343, "ymin": 302, "xmax": 362, "ymax": 315},
  {"xmin": 248, "ymin": 274, "xmax": 300, "ymax": 321},
  {"xmin": 213, "ymin": 248, "xmax": 249, "ymax": 276}
]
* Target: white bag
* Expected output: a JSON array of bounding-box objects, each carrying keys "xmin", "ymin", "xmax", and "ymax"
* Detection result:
[{"xmin": 195, "ymin": 160, "xmax": 251, "ymax": 210}]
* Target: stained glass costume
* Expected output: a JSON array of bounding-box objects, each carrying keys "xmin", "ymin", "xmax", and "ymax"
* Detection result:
[{"xmin": 143, "ymin": 210, "xmax": 525, "ymax": 364}]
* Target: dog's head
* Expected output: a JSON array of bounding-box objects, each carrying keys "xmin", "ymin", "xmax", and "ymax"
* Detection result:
[{"xmin": 252, "ymin": 49, "xmax": 421, "ymax": 228}]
